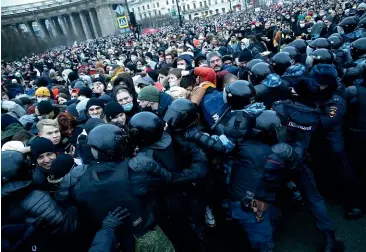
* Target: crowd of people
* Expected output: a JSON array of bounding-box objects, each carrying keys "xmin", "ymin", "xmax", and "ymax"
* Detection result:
[{"xmin": 2, "ymin": 0, "xmax": 366, "ymax": 251}]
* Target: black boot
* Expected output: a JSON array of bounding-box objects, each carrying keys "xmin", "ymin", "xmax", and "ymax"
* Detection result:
[{"xmin": 323, "ymin": 232, "xmax": 344, "ymax": 252}]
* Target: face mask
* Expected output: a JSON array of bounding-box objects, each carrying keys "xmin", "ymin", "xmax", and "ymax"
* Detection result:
[
  {"xmin": 358, "ymin": 10, "xmax": 365, "ymax": 16},
  {"xmin": 37, "ymin": 97, "xmax": 48, "ymax": 103},
  {"xmin": 177, "ymin": 65, "xmax": 186, "ymax": 70},
  {"xmin": 122, "ymin": 102, "xmax": 133, "ymax": 112},
  {"xmin": 131, "ymin": 56, "xmax": 137, "ymax": 61},
  {"xmin": 300, "ymin": 23, "xmax": 306, "ymax": 28},
  {"xmin": 169, "ymin": 80, "xmax": 179, "ymax": 87}
]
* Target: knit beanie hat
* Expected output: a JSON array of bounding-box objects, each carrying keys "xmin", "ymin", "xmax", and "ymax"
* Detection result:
[
  {"xmin": 49, "ymin": 154, "xmax": 74, "ymax": 178},
  {"xmin": 99, "ymin": 94, "xmax": 112, "ymax": 104},
  {"xmin": 30, "ymin": 137, "xmax": 56, "ymax": 160},
  {"xmin": 84, "ymin": 118, "xmax": 105, "ymax": 134},
  {"xmin": 37, "ymin": 101, "xmax": 53, "ymax": 115},
  {"xmin": 78, "ymin": 87, "xmax": 93, "ymax": 98},
  {"xmin": 138, "ymin": 86, "xmax": 160, "ymax": 102},
  {"xmin": 147, "ymin": 70, "xmax": 159, "ymax": 82},
  {"xmin": 238, "ymin": 50, "xmax": 254, "ymax": 63},
  {"xmin": 86, "ymin": 98, "xmax": 105, "ymax": 111},
  {"xmin": 104, "ymin": 101, "xmax": 125, "ymax": 120},
  {"xmin": 35, "ymin": 87, "xmax": 51, "ymax": 97}
]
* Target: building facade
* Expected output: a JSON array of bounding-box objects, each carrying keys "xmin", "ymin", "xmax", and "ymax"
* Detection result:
[{"xmin": 128, "ymin": 0, "xmax": 242, "ymax": 27}]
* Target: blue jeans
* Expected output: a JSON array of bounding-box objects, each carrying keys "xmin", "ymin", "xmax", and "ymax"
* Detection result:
[
  {"xmin": 297, "ymin": 167, "xmax": 334, "ymax": 232},
  {"xmin": 228, "ymin": 201, "xmax": 273, "ymax": 251}
]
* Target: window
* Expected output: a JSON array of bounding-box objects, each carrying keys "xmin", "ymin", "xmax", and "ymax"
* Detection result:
[
  {"xmin": 187, "ymin": 4, "xmax": 190, "ymax": 10},
  {"xmin": 221, "ymin": 0, "xmax": 224, "ymax": 3},
  {"xmin": 159, "ymin": 10, "xmax": 161, "ymax": 15},
  {"xmin": 154, "ymin": 10, "xmax": 157, "ymax": 16},
  {"xmin": 139, "ymin": 14, "xmax": 142, "ymax": 20},
  {"xmin": 147, "ymin": 4, "xmax": 149, "ymax": 9},
  {"xmin": 199, "ymin": 2, "xmax": 202, "ymax": 7},
  {"xmin": 209, "ymin": 10, "xmax": 213, "ymax": 14},
  {"xmin": 157, "ymin": 2, "xmax": 159, "ymax": 7},
  {"xmin": 189, "ymin": 14, "xmax": 192, "ymax": 20},
  {"xmin": 215, "ymin": 9, "xmax": 219, "ymax": 14},
  {"xmin": 171, "ymin": 0, "xmax": 174, "ymax": 4},
  {"xmin": 215, "ymin": 0, "xmax": 217, "ymax": 4},
  {"xmin": 193, "ymin": 3, "xmax": 196, "ymax": 8},
  {"xmin": 222, "ymin": 7, "xmax": 225, "ymax": 13},
  {"xmin": 205, "ymin": 11, "xmax": 208, "ymax": 15},
  {"xmin": 144, "ymin": 13, "xmax": 147, "ymax": 18},
  {"xmin": 208, "ymin": 0, "xmax": 211, "ymax": 5},
  {"xmin": 183, "ymin": 5, "xmax": 186, "ymax": 11},
  {"xmin": 143, "ymin": 5, "xmax": 145, "ymax": 10},
  {"xmin": 166, "ymin": 0, "xmax": 169, "ymax": 5},
  {"xmin": 138, "ymin": 6, "xmax": 140, "ymax": 11},
  {"xmin": 132, "ymin": 8, "xmax": 134, "ymax": 12},
  {"xmin": 204, "ymin": 1, "xmax": 207, "ymax": 6}
]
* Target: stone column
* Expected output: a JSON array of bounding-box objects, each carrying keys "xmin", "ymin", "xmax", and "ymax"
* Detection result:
[
  {"xmin": 24, "ymin": 21, "xmax": 37, "ymax": 38},
  {"xmin": 107, "ymin": 4, "xmax": 120, "ymax": 33},
  {"xmin": 48, "ymin": 18, "xmax": 60, "ymax": 37},
  {"xmin": 79, "ymin": 11, "xmax": 92, "ymax": 40},
  {"xmin": 53, "ymin": 17, "xmax": 65, "ymax": 36},
  {"xmin": 2, "ymin": 28, "xmax": 9, "ymax": 42},
  {"xmin": 96, "ymin": 5, "xmax": 116, "ymax": 37},
  {"xmin": 64, "ymin": 15, "xmax": 76, "ymax": 36},
  {"xmin": 89, "ymin": 9, "xmax": 101, "ymax": 38},
  {"xmin": 69, "ymin": 13, "xmax": 86, "ymax": 40},
  {"xmin": 37, "ymin": 19, "xmax": 50, "ymax": 38}
]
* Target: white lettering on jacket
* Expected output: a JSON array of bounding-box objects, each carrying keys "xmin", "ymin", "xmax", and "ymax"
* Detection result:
[{"xmin": 288, "ymin": 121, "xmax": 312, "ymax": 131}]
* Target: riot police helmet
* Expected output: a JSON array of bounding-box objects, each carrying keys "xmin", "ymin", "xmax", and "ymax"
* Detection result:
[
  {"xmin": 244, "ymin": 59, "xmax": 264, "ymax": 72},
  {"xmin": 87, "ymin": 124, "xmax": 128, "ymax": 161},
  {"xmin": 338, "ymin": 16, "xmax": 358, "ymax": 33},
  {"xmin": 309, "ymin": 49, "xmax": 335, "ymax": 66},
  {"xmin": 271, "ymin": 52, "xmax": 293, "ymax": 75},
  {"xmin": 328, "ymin": 35, "xmax": 344, "ymax": 49},
  {"xmin": 281, "ymin": 46, "xmax": 300, "ymax": 60},
  {"xmin": 223, "ymin": 80, "xmax": 255, "ymax": 110},
  {"xmin": 249, "ymin": 62, "xmax": 273, "ymax": 85},
  {"xmin": 350, "ymin": 38, "xmax": 366, "ymax": 60},
  {"xmin": 342, "ymin": 67, "xmax": 361, "ymax": 86},
  {"xmin": 163, "ymin": 98, "xmax": 198, "ymax": 131},
  {"xmin": 289, "ymin": 39, "xmax": 307, "ymax": 54},
  {"xmin": 129, "ymin": 112, "xmax": 164, "ymax": 146},
  {"xmin": 358, "ymin": 18, "xmax": 366, "ymax": 29},
  {"xmin": 309, "ymin": 38, "xmax": 331, "ymax": 49},
  {"xmin": 1, "ymin": 150, "xmax": 27, "ymax": 183}
]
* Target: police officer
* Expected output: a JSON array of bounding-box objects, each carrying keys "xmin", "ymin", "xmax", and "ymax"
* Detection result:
[
  {"xmin": 349, "ymin": 37, "xmax": 366, "ymax": 65},
  {"xmin": 272, "ymin": 76, "xmax": 344, "ymax": 251},
  {"xmin": 337, "ymin": 16, "xmax": 363, "ymax": 43},
  {"xmin": 163, "ymin": 98, "xmax": 210, "ymax": 249},
  {"xmin": 129, "ymin": 111, "xmax": 178, "ymax": 172},
  {"xmin": 56, "ymin": 124, "xmax": 174, "ymax": 252},
  {"xmin": 289, "ymin": 39, "xmax": 307, "ymax": 64},
  {"xmin": 249, "ymin": 62, "xmax": 273, "ymax": 86}
]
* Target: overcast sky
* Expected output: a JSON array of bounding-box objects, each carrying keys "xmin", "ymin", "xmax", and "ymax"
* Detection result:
[{"xmin": 1, "ymin": 0, "xmax": 42, "ymax": 7}]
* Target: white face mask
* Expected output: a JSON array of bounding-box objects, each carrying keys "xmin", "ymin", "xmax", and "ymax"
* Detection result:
[
  {"xmin": 300, "ymin": 23, "xmax": 306, "ymax": 28},
  {"xmin": 177, "ymin": 65, "xmax": 186, "ymax": 70},
  {"xmin": 37, "ymin": 97, "xmax": 48, "ymax": 103},
  {"xmin": 169, "ymin": 80, "xmax": 179, "ymax": 87},
  {"xmin": 131, "ymin": 56, "xmax": 137, "ymax": 61}
]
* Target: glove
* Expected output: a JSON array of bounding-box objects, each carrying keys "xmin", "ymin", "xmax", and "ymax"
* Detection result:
[
  {"xmin": 101, "ymin": 207, "xmax": 129, "ymax": 232},
  {"xmin": 218, "ymin": 135, "xmax": 235, "ymax": 153}
]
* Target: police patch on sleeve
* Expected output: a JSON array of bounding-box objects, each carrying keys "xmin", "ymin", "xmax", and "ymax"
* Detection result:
[{"xmin": 329, "ymin": 106, "xmax": 338, "ymax": 118}]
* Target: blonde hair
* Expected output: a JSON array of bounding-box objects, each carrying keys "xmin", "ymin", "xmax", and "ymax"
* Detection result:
[{"xmin": 36, "ymin": 119, "xmax": 60, "ymax": 133}]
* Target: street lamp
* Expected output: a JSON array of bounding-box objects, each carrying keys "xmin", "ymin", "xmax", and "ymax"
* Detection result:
[{"xmin": 175, "ymin": 0, "xmax": 183, "ymax": 27}]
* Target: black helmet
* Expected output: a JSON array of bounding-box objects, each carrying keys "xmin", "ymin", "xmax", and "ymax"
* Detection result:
[
  {"xmin": 341, "ymin": 67, "xmax": 361, "ymax": 86},
  {"xmin": 223, "ymin": 80, "xmax": 254, "ymax": 110},
  {"xmin": 129, "ymin": 112, "xmax": 164, "ymax": 146},
  {"xmin": 281, "ymin": 46, "xmax": 299, "ymax": 60},
  {"xmin": 244, "ymin": 59, "xmax": 264, "ymax": 72},
  {"xmin": 1, "ymin": 151, "xmax": 27, "ymax": 183},
  {"xmin": 271, "ymin": 52, "xmax": 293, "ymax": 75},
  {"xmin": 163, "ymin": 98, "xmax": 198, "ymax": 131},
  {"xmin": 328, "ymin": 35, "xmax": 343, "ymax": 49},
  {"xmin": 87, "ymin": 124, "xmax": 128, "ymax": 161},
  {"xmin": 338, "ymin": 17, "xmax": 358, "ymax": 33},
  {"xmin": 350, "ymin": 38, "xmax": 366, "ymax": 60},
  {"xmin": 358, "ymin": 18, "xmax": 366, "ymax": 29},
  {"xmin": 289, "ymin": 39, "xmax": 307, "ymax": 54},
  {"xmin": 249, "ymin": 62, "xmax": 272, "ymax": 85},
  {"xmin": 309, "ymin": 38, "xmax": 331, "ymax": 49},
  {"xmin": 310, "ymin": 49, "xmax": 335, "ymax": 66}
]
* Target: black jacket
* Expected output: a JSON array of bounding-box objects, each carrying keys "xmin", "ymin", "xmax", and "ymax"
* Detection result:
[{"xmin": 169, "ymin": 133, "xmax": 209, "ymax": 184}]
